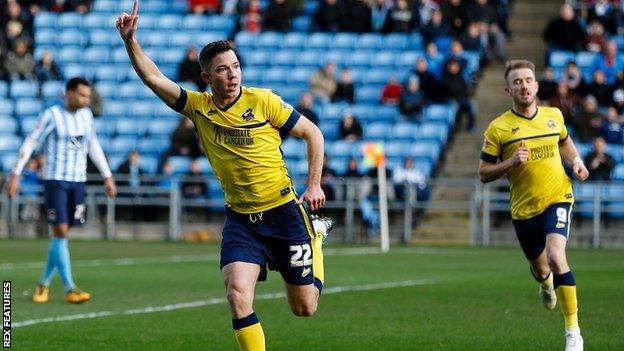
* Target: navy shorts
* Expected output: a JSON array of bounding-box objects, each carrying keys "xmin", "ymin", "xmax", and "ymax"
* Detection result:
[
  {"xmin": 512, "ymin": 202, "xmax": 573, "ymax": 260},
  {"xmin": 43, "ymin": 180, "xmax": 86, "ymax": 226},
  {"xmin": 220, "ymin": 200, "xmax": 316, "ymax": 286}
]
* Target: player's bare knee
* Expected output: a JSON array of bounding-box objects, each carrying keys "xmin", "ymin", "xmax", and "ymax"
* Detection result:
[
  {"xmin": 226, "ymin": 285, "xmax": 251, "ymax": 310},
  {"xmin": 291, "ymin": 301, "xmax": 317, "ymax": 316}
]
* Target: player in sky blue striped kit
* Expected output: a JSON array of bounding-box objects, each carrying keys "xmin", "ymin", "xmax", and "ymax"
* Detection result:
[{"xmin": 6, "ymin": 77, "xmax": 118, "ymax": 304}]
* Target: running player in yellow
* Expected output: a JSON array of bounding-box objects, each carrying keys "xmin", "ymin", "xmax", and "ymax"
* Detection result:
[
  {"xmin": 117, "ymin": 2, "xmax": 331, "ymax": 350},
  {"xmin": 478, "ymin": 60, "xmax": 589, "ymax": 351}
]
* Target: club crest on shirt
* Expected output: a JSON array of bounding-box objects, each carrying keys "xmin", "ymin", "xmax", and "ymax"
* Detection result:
[
  {"xmin": 547, "ymin": 119, "xmax": 556, "ymax": 130},
  {"xmin": 242, "ymin": 108, "xmax": 254, "ymax": 122},
  {"xmin": 69, "ymin": 135, "xmax": 85, "ymax": 150}
]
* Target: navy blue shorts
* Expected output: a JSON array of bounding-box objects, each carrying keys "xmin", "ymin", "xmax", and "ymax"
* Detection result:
[
  {"xmin": 220, "ymin": 200, "xmax": 316, "ymax": 286},
  {"xmin": 512, "ymin": 202, "xmax": 573, "ymax": 260},
  {"xmin": 43, "ymin": 180, "xmax": 86, "ymax": 226}
]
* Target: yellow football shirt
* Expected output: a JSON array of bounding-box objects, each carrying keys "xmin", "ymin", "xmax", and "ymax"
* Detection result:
[
  {"xmin": 172, "ymin": 86, "xmax": 300, "ymax": 213},
  {"xmin": 481, "ymin": 107, "xmax": 574, "ymax": 220}
]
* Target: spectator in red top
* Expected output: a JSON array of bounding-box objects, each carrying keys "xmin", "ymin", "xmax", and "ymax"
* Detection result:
[
  {"xmin": 585, "ymin": 20, "xmax": 607, "ymax": 53},
  {"xmin": 243, "ymin": 0, "xmax": 262, "ymax": 33},
  {"xmin": 381, "ymin": 76, "xmax": 403, "ymax": 104},
  {"xmin": 188, "ymin": 0, "xmax": 221, "ymax": 14}
]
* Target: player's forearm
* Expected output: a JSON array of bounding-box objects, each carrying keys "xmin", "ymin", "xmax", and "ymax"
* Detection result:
[
  {"xmin": 303, "ymin": 126, "xmax": 324, "ymax": 187},
  {"xmin": 88, "ymin": 137, "xmax": 113, "ymax": 179},
  {"xmin": 559, "ymin": 137, "xmax": 582, "ymax": 166},
  {"xmin": 12, "ymin": 138, "xmax": 38, "ymax": 176},
  {"xmin": 123, "ymin": 38, "xmax": 163, "ymax": 86},
  {"xmin": 478, "ymin": 159, "xmax": 514, "ymax": 183}
]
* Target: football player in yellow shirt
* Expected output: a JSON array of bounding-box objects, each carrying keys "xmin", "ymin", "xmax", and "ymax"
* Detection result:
[
  {"xmin": 117, "ymin": 2, "xmax": 331, "ymax": 350},
  {"xmin": 479, "ymin": 60, "xmax": 589, "ymax": 351}
]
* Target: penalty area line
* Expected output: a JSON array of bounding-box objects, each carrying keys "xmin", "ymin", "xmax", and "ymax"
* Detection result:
[{"xmin": 13, "ymin": 279, "xmax": 433, "ymax": 328}]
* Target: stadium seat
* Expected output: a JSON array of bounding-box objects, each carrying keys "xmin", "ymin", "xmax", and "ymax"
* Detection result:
[
  {"xmin": 273, "ymin": 51, "xmax": 298, "ymax": 67},
  {"xmin": 89, "ymin": 30, "xmax": 117, "ymax": 47},
  {"xmin": 10, "ymin": 81, "xmax": 38, "ymax": 98},
  {"xmin": 196, "ymin": 157, "xmax": 214, "ymax": 176},
  {"xmin": 83, "ymin": 47, "xmax": 111, "ymax": 64},
  {"xmin": 16, "ymin": 98, "xmax": 43, "ymax": 116},
  {"xmin": 103, "ymin": 101, "xmax": 129, "ymax": 117},
  {"xmin": 182, "ymin": 14, "xmax": 206, "ymax": 31},
  {"xmin": 147, "ymin": 120, "xmax": 179, "ymax": 136},
  {"xmin": 348, "ymin": 51, "xmax": 373, "ymax": 68},
  {"xmin": 95, "ymin": 65, "xmax": 127, "ymax": 83},
  {"xmin": 131, "ymin": 101, "xmax": 157, "ymax": 117},
  {"xmin": 575, "ymin": 51, "xmax": 598, "ymax": 70},
  {"xmin": 1, "ymin": 154, "xmax": 17, "ymax": 173},
  {"xmin": 362, "ymin": 69, "xmax": 393, "ymax": 85},
  {"xmin": 0, "ymin": 81, "xmax": 8, "ymax": 98},
  {"xmin": 355, "ymin": 86, "xmax": 380, "ymax": 104},
  {"xmin": 409, "ymin": 142, "xmax": 439, "ymax": 162},
  {"xmin": 410, "ymin": 33, "xmax": 424, "ymax": 49},
  {"xmin": 281, "ymin": 139, "xmax": 305, "ymax": 160},
  {"xmin": 323, "ymin": 50, "xmax": 349, "ymax": 67},
  {"xmin": 424, "ymin": 104, "xmax": 455, "ymax": 124},
  {"xmin": 93, "ymin": 0, "xmax": 118, "ymax": 12},
  {"xmin": 20, "ymin": 117, "xmax": 38, "ymax": 136},
  {"xmin": 109, "ymin": 136, "xmax": 138, "ymax": 154},
  {"xmin": 137, "ymin": 137, "xmax": 170, "ymax": 156},
  {"xmin": 57, "ymin": 12, "xmax": 82, "ymax": 28},
  {"xmin": 308, "ymin": 33, "xmax": 333, "ymax": 50},
  {"xmin": 372, "ymin": 51, "xmax": 396, "ymax": 68},
  {"xmin": 0, "ymin": 99, "xmax": 14, "ymax": 115},
  {"xmin": 143, "ymin": 0, "xmax": 169, "ymax": 14},
  {"xmin": 319, "ymin": 121, "xmax": 338, "ymax": 141},
  {"xmin": 613, "ymin": 164, "xmax": 624, "ymax": 180},
  {"xmin": 235, "ymin": 31, "xmax": 258, "ymax": 49},
  {"xmin": 418, "ymin": 123, "xmax": 448, "ymax": 143},
  {"xmin": 139, "ymin": 155, "xmax": 160, "ymax": 174},
  {"xmin": 35, "ymin": 29, "xmax": 57, "ymax": 46},
  {"xmin": 375, "ymin": 105, "xmax": 399, "ymax": 122},
  {"xmin": 167, "ymin": 32, "xmax": 194, "ymax": 48},
  {"xmin": 398, "ymin": 51, "xmax": 423, "ymax": 69},
  {"xmin": 83, "ymin": 13, "xmax": 113, "ymax": 30},
  {"xmin": 292, "ymin": 16, "xmax": 311, "ymax": 32},
  {"xmin": 0, "ymin": 118, "xmax": 18, "ymax": 135},
  {"xmin": 258, "ymin": 32, "xmax": 284, "ymax": 49},
  {"xmin": 93, "ymin": 119, "xmax": 114, "ymax": 137},
  {"xmin": 384, "ymin": 33, "xmax": 409, "ymax": 50},
  {"xmin": 333, "ymin": 33, "xmax": 358, "ymax": 50},
  {"xmin": 34, "ymin": 12, "xmax": 57, "ymax": 29},
  {"xmin": 246, "ymin": 51, "xmax": 272, "ymax": 67},
  {"xmin": 58, "ymin": 30, "xmax": 86, "ymax": 47},
  {"xmin": 206, "ymin": 16, "xmax": 235, "ymax": 33},
  {"xmin": 331, "ymin": 140, "xmax": 358, "ymax": 158},
  {"xmin": 357, "ymin": 33, "xmax": 383, "ymax": 50},
  {"xmin": 391, "ymin": 122, "xmax": 419, "ymax": 142},
  {"xmin": 287, "ymin": 67, "xmax": 315, "ymax": 84},
  {"xmin": 115, "ymin": 120, "xmax": 147, "ymax": 137},
  {"xmin": 384, "ymin": 141, "xmax": 411, "ymax": 159},
  {"xmin": 365, "ymin": 122, "xmax": 392, "ymax": 141},
  {"xmin": 549, "ymin": 50, "xmax": 575, "ymax": 69},
  {"xmin": 0, "ymin": 135, "xmax": 22, "ymax": 153},
  {"xmin": 41, "ymin": 81, "xmax": 65, "ymax": 99},
  {"xmin": 168, "ymin": 156, "xmax": 192, "ymax": 175},
  {"xmin": 298, "ymin": 50, "xmax": 324, "ymax": 67},
  {"xmin": 434, "ymin": 36, "xmax": 453, "ymax": 54},
  {"xmin": 58, "ymin": 46, "xmax": 83, "ymax": 65},
  {"xmin": 282, "ymin": 32, "xmax": 307, "ymax": 49},
  {"xmin": 158, "ymin": 15, "xmax": 181, "ymax": 30}
]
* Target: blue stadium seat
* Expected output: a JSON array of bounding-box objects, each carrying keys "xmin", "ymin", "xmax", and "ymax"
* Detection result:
[
  {"xmin": 375, "ymin": 105, "xmax": 399, "ymax": 122},
  {"xmin": 1, "ymin": 154, "xmax": 17, "ymax": 172},
  {"xmin": 168, "ymin": 156, "xmax": 192, "ymax": 175},
  {"xmin": 303, "ymin": 1, "xmax": 318, "ymax": 15},
  {"xmin": 182, "ymin": 14, "xmax": 206, "ymax": 31},
  {"xmin": 372, "ymin": 52, "xmax": 396, "ymax": 68},
  {"xmin": 398, "ymin": 51, "xmax": 423, "ymax": 69},
  {"xmin": 0, "ymin": 118, "xmax": 18, "ymax": 135},
  {"xmin": 362, "ymin": 69, "xmax": 393, "ymax": 85},
  {"xmin": 0, "ymin": 81, "xmax": 7, "ymax": 97},
  {"xmin": 58, "ymin": 30, "xmax": 86, "ymax": 47},
  {"xmin": 109, "ymin": 136, "xmax": 138, "ymax": 154},
  {"xmin": 575, "ymin": 51, "xmax": 598, "ymax": 70},
  {"xmin": 391, "ymin": 122, "xmax": 419, "ymax": 142},
  {"xmin": 258, "ymin": 32, "xmax": 284, "ymax": 49},
  {"xmin": 93, "ymin": 119, "xmax": 114, "ymax": 137},
  {"xmin": 281, "ymin": 139, "xmax": 305, "ymax": 160},
  {"xmin": 16, "ymin": 98, "xmax": 43, "ymax": 117},
  {"xmin": 158, "ymin": 14, "xmax": 182, "ymax": 30},
  {"xmin": 197, "ymin": 157, "xmax": 214, "ymax": 176},
  {"xmin": 347, "ymin": 105, "xmax": 375, "ymax": 122},
  {"xmin": 613, "ymin": 164, "xmax": 624, "ymax": 180},
  {"xmin": 89, "ymin": 30, "xmax": 117, "ymax": 47},
  {"xmin": 0, "ymin": 99, "xmax": 14, "ymax": 115},
  {"xmin": 332, "ymin": 33, "xmax": 357, "ymax": 50},
  {"xmin": 113, "ymin": 48, "xmax": 131, "ymax": 64},
  {"xmin": 137, "ymin": 137, "xmax": 170, "ymax": 156},
  {"xmin": 93, "ymin": 0, "xmax": 118, "ymax": 12},
  {"xmin": 322, "ymin": 104, "xmax": 346, "ymax": 121},
  {"xmin": 167, "ymin": 32, "xmax": 194, "ymax": 48},
  {"xmin": 159, "ymin": 49, "xmax": 185, "ymax": 65},
  {"xmin": 147, "ymin": 119, "xmax": 179, "ymax": 136},
  {"xmin": 282, "ymin": 32, "xmax": 307, "ymax": 49},
  {"xmin": 206, "ymin": 16, "xmax": 235, "ymax": 32},
  {"xmin": 246, "ymin": 51, "xmax": 272, "ymax": 67},
  {"xmin": 57, "ymin": 12, "xmax": 82, "ymax": 28},
  {"xmin": 20, "ymin": 117, "xmax": 38, "ymax": 136},
  {"xmin": 0, "ymin": 135, "xmax": 22, "ymax": 153},
  {"xmin": 140, "ymin": 155, "xmax": 160, "ymax": 174},
  {"xmin": 34, "ymin": 12, "xmax": 57, "ymax": 29},
  {"xmin": 95, "ymin": 65, "xmax": 126, "ymax": 83},
  {"xmin": 10, "ymin": 81, "xmax": 38, "ymax": 98},
  {"xmin": 292, "ymin": 16, "xmax": 311, "ymax": 32},
  {"xmin": 273, "ymin": 50, "xmax": 298, "ymax": 67},
  {"xmin": 131, "ymin": 101, "xmax": 157, "ymax": 117},
  {"xmin": 58, "ymin": 46, "xmax": 83, "ymax": 65},
  {"xmin": 418, "ymin": 123, "xmax": 448, "ymax": 143},
  {"xmin": 411, "ymin": 33, "xmax": 424, "ymax": 49},
  {"xmin": 83, "ymin": 47, "xmax": 111, "ymax": 64},
  {"xmin": 103, "ymin": 101, "xmax": 128, "ymax": 117},
  {"xmin": 115, "ymin": 120, "xmax": 147, "ymax": 137},
  {"xmin": 298, "ymin": 50, "xmax": 324, "ymax": 67},
  {"xmin": 549, "ymin": 50, "xmax": 575, "ymax": 69},
  {"xmin": 385, "ymin": 141, "xmax": 411, "ymax": 158},
  {"xmin": 41, "ymin": 81, "xmax": 65, "ymax": 99},
  {"xmin": 357, "ymin": 33, "xmax": 383, "ymax": 50},
  {"xmin": 355, "ymin": 86, "xmax": 380, "ymax": 104},
  {"xmin": 365, "ymin": 122, "xmax": 392, "ymax": 140},
  {"xmin": 384, "ymin": 33, "xmax": 409, "ymax": 50},
  {"xmin": 319, "ymin": 121, "xmax": 338, "ymax": 141},
  {"xmin": 308, "ymin": 33, "xmax": 332, "ymax": 50},
  {"xmin": 424, "ymin": 104, "xmax": 455, "ymax": 124},
  {"xmin": 323, "ymin": 50, "xmax": 349, "ymax": 67},
  {"xmin": 83, "ymin": 13, "xmax": 112, "ymax": 29},
  {"xmin": 287, "ymin": 67, "xmax": 314, "ymax": 84},
  {"xmin": 348, "ymin": 51, "xmax": 373, "ymax": 68},
  {"xmin": 409, "ymin": 142, "xmax": 439, "ymax": 162},
  {"xmin": 235, "ymin": 31, "xmax": 258, "ymax": 49},
  {"xmin": 35, "ymin": 29, "xmax": 57, "ymax": 46},
  {"xmin": 331, "ymin": 140, "xmax": 358, "ymax": 158},
  {"xmin": 434, "ymin": 36, "xmax": 453, "ymax": 54},
  {"xmin": 136, "ymin": 14, "xmax": 159, "ymax": 29}
]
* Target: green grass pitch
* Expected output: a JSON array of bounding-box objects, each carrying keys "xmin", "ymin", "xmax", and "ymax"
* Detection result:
[{"xmin": 1, "ymin": 239, "xmax": 623, "ymax": 350}]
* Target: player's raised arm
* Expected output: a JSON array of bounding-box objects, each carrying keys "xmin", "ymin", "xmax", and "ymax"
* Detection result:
[
  {"xmin": 116, "ymin": 0, "xmax": 180, "ymax": 107},
  {"xmin": 289, "ymin": 116, "xmax": 326, "ymax": 211}
]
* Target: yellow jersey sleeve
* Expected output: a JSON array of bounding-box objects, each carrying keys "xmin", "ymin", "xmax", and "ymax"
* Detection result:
[
  {"xmin": 556, "ymin": 109, "xmax": 569, "ymax": 141},
  {"xmin": 171, "ymin": 87, "xmax": 208, "ymax": 120},
  {"xmin": 265, "ymin": 91, "xmax": 300, "ymax": 132},
  {"xmin": 480, "ymin": 123, "xmax": 501, "ymax": 164}
]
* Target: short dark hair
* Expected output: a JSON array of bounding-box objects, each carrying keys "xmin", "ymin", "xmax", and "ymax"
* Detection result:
[
  {"xmin": 199, "ymin": 40, "xmax": 235, "ymax": 71},
  {"xmin": 503, "ymin": 59, "xmax": 535, "ymax": 82},
  {"xmin": 66, "ymin": 77, "xmax": 91, "ymax": 91}
]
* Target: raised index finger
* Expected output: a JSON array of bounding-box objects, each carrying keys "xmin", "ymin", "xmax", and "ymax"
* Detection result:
[{"xmin": 131, "ymin": 0, "xmax": 139, "ymax": 16}]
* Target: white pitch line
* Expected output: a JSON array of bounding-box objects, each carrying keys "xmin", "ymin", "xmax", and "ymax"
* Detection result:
[
  {"xmin": 0, "ymin": 246, "xmax": 471, "ymax": 271},
  {"xmin": 12, "ymin": 279, "xmax": 432, "ymax": 328}
]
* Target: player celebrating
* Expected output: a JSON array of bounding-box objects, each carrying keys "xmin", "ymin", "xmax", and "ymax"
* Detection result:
[
  {"xmin": 478, "ymin": 60, "xmax": 589, "ymax": 351},
  {"xmin": 116, "ymin": 2, "xmax": 331, "ymax": 350},
  {"xmin": 6, "ymin": 77, "xmax": 117, "ymax": 304}
]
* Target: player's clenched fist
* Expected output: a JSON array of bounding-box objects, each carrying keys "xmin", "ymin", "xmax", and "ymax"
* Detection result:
[
  {"xmin": 511, "ymin": 140, "xmax": 529, "ymax": 166},
  {"xmin": 116, "ymin": 0, "xmax": 139, "ymax": 41}
]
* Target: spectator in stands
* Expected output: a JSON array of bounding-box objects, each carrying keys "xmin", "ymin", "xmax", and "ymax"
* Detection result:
[
  {"xmin": 90, "ymin": 84, "xmax": 103, "ymax": 117},
  {"xmin": 537, "ymin": 66, "xmax": 558, "ymax": 103},
  {"xmin": 448, "ymin": 39, "xmax": 468, "ymax": 72},
  {"xmin": 370, "ymin": 0, "xmax": 390, "ymax": 32},
  {"xmin": 243, "ymin": 0, "xmax": 262, "ymax": 33},
  {"xmin": 332, "ymin": 68, "xmax": 355, "ymax": 104},
  {"xmin": 263, "ymin": 0, "xmax": 291, "ymax": 32},
  {"xmin": 392, "ymin": 156, "xmax": 429, "ymax": 202},
  {"xmin": 467, "ymin": 0, "xmax": 505, "ymax": 61},
  {"xmin": 441, "ymin": 0, "xmax": 468, "ymax": 37},
  {"xmin": 34, "ymin": 51, "xmax": 63, "ymax": 82},
  {"xmin": 440, "ymin": 58, "xmax": 475, "ymax": 132},
  {"xmin": 585, "ymin": 20, "xmax": 607, "ymax": 53},
  {"xmin": 593, "ymin": 40, "xmax": 623, "ymax": 86},
  {"xmin": 421, "ymin": 9, "xmax": 451, "ymax": 44},
  {"xmin": 398, "ymin": 76, "xmax": 424, "ymax": 121},
  {"xmin": 381, "ymin": 76, "xmax": 403, "ymax": 105},
  {"xmin": 313, "ymin": 0, "xmax": 345, "ymax": 32},
  {"xmin": 561, "ymin": 60, "xmax": 585, "ymax": 101},
  {"xmin": 182, "ymin": 159, "xmax": 207, "ymax": 199},
  {"xmin": 586, "ymin": 70, "xmax": 613, "ymax": 107},
  {"xmin": 612, "ymin": 89, "xmax": 624, "ymax": 115},
  {"xmin": 550, "ymin": 82, "xmax": 578, "ymax": 120},
  {"xmin": 309, "ymin": 61, "xmax": 337, "ymax": 103},
  {"xmin": 117, "ymin": 150, "xmax": 145, "ymax": 190},
  {"xmin": 410, "ymin": 56, "xmax": 444, "ymax": 102},
  {"xmin": 320, "ymin": 154, "xmax": 336, "ymax": 201},
  {"xmin": 339, "ymin": 112, "xmax": 363, "ymax": 141},
  {"xmin": 343, "ymin": 156, "xmax": 362, "ymax": 178},
  {"xmin": 424, "ymin": 42, "xmax": 444, "ymax": 78},
  {"xmin": 600, "ymin": 107, "xmax": 623, "ymax": 144},
  {"xmin": 44, "ymin": 0, "xmax": 92, "ymax": 13},
  {"xmin": 585, "ymin": 136, "xmax": 616, "ymax": 181},
  {"xmin": 570, "ymin": 95, "xmax": 603, "ymax": 143},
  {"xmin": 188, "ymin": 0, "xmax": 221, "ymax": 14},
  {"xmin": 155, "ymin": 160, "xmax": 175, "ymax": 190},
  {"xmin": 384, "ymin": 0, "xmax": 413, "ymax": 33},
  {"xmin": 4, "ymin": 18, "xmax": 31, "ymax": 52},
  {"xmin": 170, "ymin": 117, "xmax": 201, "ymax": 159},
  {"xmin": 2, "ymin": 0, "xmax": 33, "ymax": 36},
  {"xmin": 295, "ymin": 92, "xmax": 319, "ymax": 126},
  {"xmin": 542, "ymin": 4, "xmax": 585, "ymax": 52},
  {"xmin": 460, "ymin": 22, "xmax": 485, "ymax": 56},
  {"xmin": 586, "ymin": 0, "xmax": 619, "ymax": 35},
  {"xmin": 3, "ymin": 39, "xmax": 33, "ymax": 80},
  {"xmin": 177, "ymin": 46, "xmax": 207, "ymax": 92},
  {"xmin": 342, "ymin": 0, "xmax": 371, "ymax": 33}
]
